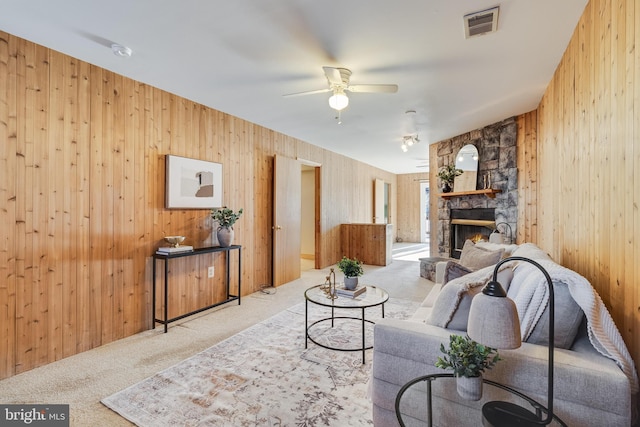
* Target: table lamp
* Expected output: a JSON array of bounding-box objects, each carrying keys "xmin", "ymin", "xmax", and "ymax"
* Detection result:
[{"xmin": 468, "ymin": 256, "xmax": 555, "ymax": 426}]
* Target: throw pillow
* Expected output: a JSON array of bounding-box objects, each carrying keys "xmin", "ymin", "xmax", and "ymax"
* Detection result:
[
  {"xmin": 525, "ymin": 279, "xmax": 584, "ymax": 349},
  {"xmin": 442, "ymin": 261, "xmax": 473, "ymax": 286},
  {"xmin": 426, "ymin": 278, "xmax": 484, "ymax": 331},
  {"xmin": 426, "ymin": 265, "xmax": 513, "ymax": 331},
  {"xmin": 459, "ymin": 240, "xmax": 504, "ymax": 271},
  {"xmin": 474, "ymin": 240, "xmax": 519, "ymax": 258}
]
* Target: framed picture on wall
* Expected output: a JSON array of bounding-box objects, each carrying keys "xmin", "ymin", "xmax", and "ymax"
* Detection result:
[{"xmin": 165, "ymin": 155, "xmax": 222, "ymax": 209}]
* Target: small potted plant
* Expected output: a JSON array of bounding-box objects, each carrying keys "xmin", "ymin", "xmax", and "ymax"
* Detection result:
[
  {"xmin": 435, "ymin": 334, "xmax": 501, "ymax": 401},
  {"xmin": 437, "ymin": 164, "xmax": 463, "ymax": 193},
  {"xmin": 211, "ymin": 207, "xmax": 243, "ymax": 247},
  {"xmin": 337, "ymin": 256, "xmax": 364, "ymax": 290}
]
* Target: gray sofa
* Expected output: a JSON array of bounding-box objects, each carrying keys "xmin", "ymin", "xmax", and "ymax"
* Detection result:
[{"xmin": 371, "ymin": 242, "xmax": 638, "ymax": 426}]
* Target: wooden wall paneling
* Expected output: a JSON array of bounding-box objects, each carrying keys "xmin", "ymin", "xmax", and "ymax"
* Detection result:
[
  {"xmin": 61, "ymin": 54, "xmax": 78, "ymax": 357},
  {"xmin": 575, "ymin": 7, "xmax": 591, "ymax": 282},
  {"xmin": 596, "ymin": 0, "xmax": 612, "ymax": 305},
  {"xmin": 76, "ymin": 58, "xmax": 91, "ymax": 347},
  {"xmin": 101, "ymin": 68, "xmax": 117, "ymax": 344},
  {"xmin": 633, "ymin": 0, "xmax": 640, "ymax": 362},
  {"xmin": 14, "ymin": 36, "xmax": 31, "ymax": 374},
  {"xmin": 88, "ymin": 64, "xmax": 105, "ymax": 351},
  {"xmin": 0, "ymin": 31, "xmax": 17, "ymax": 378},
  {"xmin": 33, "ymin": 43, "xmax": 51, "ymax": 368},
  {"xmin": 609, "ymin": 0, "xmax": 627, "ymax": 323},
  {"xmin": 515, "ymin": 111, "xmax": 537, "ymax": 245},
  {"xmin": 48, "ymin": 51, "xmax": 65, "ymax": 362},
  {"xmin": 123, "ymin": 77, "xmax": 140, "ymax": 336},
  {"xmin": 0, "ymin": 31, "xmax": 406, "ymax": 378},
  {"xmin": 535, "ymin": 0, "xmax": 640, "ymax": 374},
  {"xmin": 562, "ymin": 36, "xmax": 577, "ymax": 267}
]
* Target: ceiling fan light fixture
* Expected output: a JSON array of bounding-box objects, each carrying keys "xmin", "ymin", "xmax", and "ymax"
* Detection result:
[
  {"xmin": 328, "ymin": 89, "xmax": 349, "ymax": 111},
  {"xmin": 401, "ymin": 143, "xmax": 408, "ymax": 152}
]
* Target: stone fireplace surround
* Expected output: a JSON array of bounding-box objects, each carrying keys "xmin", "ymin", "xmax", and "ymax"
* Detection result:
[{"xmin": 436, "ymin": 117, "xmax": 518, "ymax": 257}]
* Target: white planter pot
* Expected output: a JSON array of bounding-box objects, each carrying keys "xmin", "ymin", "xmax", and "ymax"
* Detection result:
[
  {"xmin": 344, "ymin": 276, "xmax": 358, "ymax": 290},
  {"xmin": 456, "ymin": 375, "xmax": 483, "ymax": 401},
  {"xmin": 216, "ymin": 226, "xmax": 234, "ymax": 247}
]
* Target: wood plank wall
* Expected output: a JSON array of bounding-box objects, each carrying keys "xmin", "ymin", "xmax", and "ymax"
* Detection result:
[
  {"xmin": 396, "ymin": 173, "xmax": 429, "ymax": 243},
  {"xmin": 526, "ymin": 0, "xmax": 640, "ymax": 374},
  {"xmin": 0, "ymin": 31, "xmax": 396, "ymax": 379}
]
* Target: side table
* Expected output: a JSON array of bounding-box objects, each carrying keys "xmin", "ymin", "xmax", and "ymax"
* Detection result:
[
  {"xmin": 152, "ymin": 245, "xmax": 241, "ymax": 333},
  {"xmin": 395, "ymin": 373, "xmax": 567, "ymax": 426}
]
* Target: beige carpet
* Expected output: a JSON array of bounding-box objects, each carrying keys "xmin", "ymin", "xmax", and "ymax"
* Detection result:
[
  {"xmin": 0, "ymin": 253, "xmax": 433, "ymax": 426},
  {"xmin": 102, "ymin": 299, "xmax": 419, "ymax": 426}
]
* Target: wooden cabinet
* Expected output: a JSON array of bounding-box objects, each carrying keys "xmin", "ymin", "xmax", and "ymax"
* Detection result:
[{"xmin": 341, "ymin": 223, "xmax": 393, "ymax": 266}]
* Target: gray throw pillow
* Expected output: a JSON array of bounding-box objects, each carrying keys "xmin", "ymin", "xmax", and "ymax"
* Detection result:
[
  {"xmin": 525, "ymin": 279, "xmax": 584, "ymax": 349},
  {"xmin": 443, "ymin": 261, "xmax": 473, "ymax": 286},
  {"xmin": 459, "ymin": 240, "xmax": 504, "ymax": 271}
]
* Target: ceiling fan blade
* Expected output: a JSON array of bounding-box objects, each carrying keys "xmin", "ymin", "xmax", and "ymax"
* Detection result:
[
  {"xmin": 347, "ymin": 84, "xmax": 398, "ymax": 93},
  {"xmin": 283, "ymin": 88, "xmax": 331, "ymax": 97},
  {"xmin": 323, "ymin": 66, "xmax": 344, "ymax": 86}
]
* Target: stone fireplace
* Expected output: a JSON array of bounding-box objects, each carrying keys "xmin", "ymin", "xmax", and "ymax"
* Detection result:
[{"xmin": 436, "ymin": 117, "xmax": 518, "ymax": 257}]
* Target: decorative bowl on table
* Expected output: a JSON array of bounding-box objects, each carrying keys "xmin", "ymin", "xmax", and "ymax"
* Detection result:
[{"xmin": 164, "ymin": 236, "xmax": 185, "ymax": 248}]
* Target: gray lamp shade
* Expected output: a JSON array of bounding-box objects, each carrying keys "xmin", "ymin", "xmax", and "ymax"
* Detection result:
[{"xmin": 468, "ymin": 285, "xmax": 522, "ymax": 350}]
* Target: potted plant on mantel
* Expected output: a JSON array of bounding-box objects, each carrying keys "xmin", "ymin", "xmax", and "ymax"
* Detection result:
[
  {"xmin": 435, "ymin": 334, "xmax": 501, "ymax": 401},
  {"xmin": 337, "ymin": 256, "xmax": 364, "ymax": 290},
  {"xmin": 211, "ymin": 207, "xmax": 243, "ymax": 247},
  {"xmin": 437, "ymin": 164, "xmax": 463, "ymax": 193}
]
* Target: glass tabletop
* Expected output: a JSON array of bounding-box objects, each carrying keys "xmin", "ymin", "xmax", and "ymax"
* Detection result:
[{"xmin": 304, "ymin": 284, "xmax": 389, "ymax": 309}]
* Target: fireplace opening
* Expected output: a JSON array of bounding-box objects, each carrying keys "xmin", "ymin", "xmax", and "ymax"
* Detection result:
[{"xmin": 450, "ymin": 208, "xmax": 495, "ymax": 259}]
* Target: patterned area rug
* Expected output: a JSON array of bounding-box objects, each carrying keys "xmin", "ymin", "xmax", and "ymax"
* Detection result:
[{"xmin": 101, "ymin": 298, "xmax": 418, "ymax": 426}]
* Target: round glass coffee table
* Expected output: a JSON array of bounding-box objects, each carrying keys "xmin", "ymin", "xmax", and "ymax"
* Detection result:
[{"xmin": 304, "ymin": 284, "xmax": 389, "ymax": 364}]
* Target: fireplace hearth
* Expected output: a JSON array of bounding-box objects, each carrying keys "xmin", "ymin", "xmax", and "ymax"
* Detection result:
[{"xmin": 450, "ymin": 208, "xmax": 496, "ymax": 258}]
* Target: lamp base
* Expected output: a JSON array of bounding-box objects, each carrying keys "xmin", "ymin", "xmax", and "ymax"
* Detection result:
[{"xmin": 482, "ymin": 401, "xmax": 544, "ymax": 426}]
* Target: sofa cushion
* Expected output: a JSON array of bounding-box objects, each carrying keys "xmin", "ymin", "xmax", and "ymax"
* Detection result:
[{"xmin": 458, "ymin": 240, "xmax": 504, "ymax": 270}]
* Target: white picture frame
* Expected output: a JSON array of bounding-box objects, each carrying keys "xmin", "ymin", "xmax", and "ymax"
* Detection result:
[{"xmin": 165, "ymin": 155, "xmax": 222, "ymax": 209}]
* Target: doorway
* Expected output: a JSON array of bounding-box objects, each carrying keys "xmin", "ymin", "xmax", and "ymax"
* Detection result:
[
  {"xmin": 273, "ymin": 156, "xmax": 321, "ymax": 286},
  {"xmin": 301, "ymin": 165, "xmax": 317, "ymax": 271}
]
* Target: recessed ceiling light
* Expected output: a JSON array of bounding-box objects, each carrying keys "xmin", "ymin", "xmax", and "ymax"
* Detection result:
[{"xmin": 111, "ymin": 44, "xmax": 132, "ymax": 58}]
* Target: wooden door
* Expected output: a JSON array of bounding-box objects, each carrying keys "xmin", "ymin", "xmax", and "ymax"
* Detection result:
[{"xmin": 272, "ymin": 155, "xmax": 301, "ymax": 287}]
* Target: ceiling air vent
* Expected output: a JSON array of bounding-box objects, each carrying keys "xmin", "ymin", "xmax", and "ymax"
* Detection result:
[{"xmin": 464, "ymin": 6, "xmax": 499, "ymax": 39}]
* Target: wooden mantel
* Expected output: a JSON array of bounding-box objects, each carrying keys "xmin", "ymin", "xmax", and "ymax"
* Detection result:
[{"xmin": 439, "ymin": 189, "xmax": 502, "ymax": 199}]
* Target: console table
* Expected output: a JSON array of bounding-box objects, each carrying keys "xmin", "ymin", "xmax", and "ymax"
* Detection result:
[{"xmin": 152, "ymin": 245, "xmax": 241, "ymax": 333}]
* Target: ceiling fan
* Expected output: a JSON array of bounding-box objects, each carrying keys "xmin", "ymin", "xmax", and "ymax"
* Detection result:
[{"xmin": 283, "ymin": 66, "xmax": 398, "ymax": 112}]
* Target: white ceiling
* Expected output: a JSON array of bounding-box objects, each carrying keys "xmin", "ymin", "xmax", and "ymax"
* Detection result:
[{"xmin": 0, "ymin": 0, "xmax": 587, "ymax": 174}]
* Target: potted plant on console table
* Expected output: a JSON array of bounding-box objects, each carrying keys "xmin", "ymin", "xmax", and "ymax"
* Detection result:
[
  {"xmin": 211, "ymin": 207, "xmax": 243, "ymax": 247},
  {"xmin": 435, "ymin": 334, "xmax": 501, "ymax": 401},
  {"xmin": 337, "ymin": 256, "xmax": 364, "ymax": 290}
]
